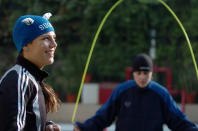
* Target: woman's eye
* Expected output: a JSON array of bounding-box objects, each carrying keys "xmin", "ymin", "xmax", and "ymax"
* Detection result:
[{"xmin": 42, "ymin": 37, "xmax": 49, "ymax": 40}]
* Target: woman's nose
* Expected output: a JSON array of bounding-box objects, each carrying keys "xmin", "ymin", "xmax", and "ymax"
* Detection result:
[{"xmin": 50, "ymin": 39, "xmax": 57, "ymax": 48}]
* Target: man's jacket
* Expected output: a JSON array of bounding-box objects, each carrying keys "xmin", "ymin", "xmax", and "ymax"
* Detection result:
[{"xmin": 76, "ymin": 80, "xmax": 198, "ymax": 131}]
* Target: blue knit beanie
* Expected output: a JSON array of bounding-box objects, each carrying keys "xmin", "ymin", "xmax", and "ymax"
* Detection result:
[{"xmin": 12, "ymin": 13, "xmax": 55, "ymax": 53}]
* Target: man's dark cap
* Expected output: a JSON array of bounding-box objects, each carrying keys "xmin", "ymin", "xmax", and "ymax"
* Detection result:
[{"xmin": 132, "ymin": 53, "xmax": 153, "ymax": 72}]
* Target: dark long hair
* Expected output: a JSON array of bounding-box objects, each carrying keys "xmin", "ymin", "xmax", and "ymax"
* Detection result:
[{"xmin": 42, "ymin": 82, "xmax": 60, "ymax": 113}]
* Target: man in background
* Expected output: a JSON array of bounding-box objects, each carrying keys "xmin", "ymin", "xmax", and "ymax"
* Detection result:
[{"xmin": 74, "ymin": 53, "xmax": 198, "ymax": 131}]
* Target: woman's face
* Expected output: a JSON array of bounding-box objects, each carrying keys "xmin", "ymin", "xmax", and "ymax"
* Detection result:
[
  {"xmin": 23, "ymin": 31, "xmax": 57, "ymax": 69},
  {"xmin": 133, "ymin": 71, "xmax": 152, "ymax": 88}
]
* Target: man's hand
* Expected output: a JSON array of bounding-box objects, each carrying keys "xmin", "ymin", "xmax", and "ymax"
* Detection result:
[{"xmin": 73, "ymin": 125, "xmax": 81, "ymax": 131}]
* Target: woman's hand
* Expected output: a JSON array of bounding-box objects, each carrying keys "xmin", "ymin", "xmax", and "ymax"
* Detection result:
[{"xmin": 46, "ymin": 124, "xmax": 61, "ymax": 131}]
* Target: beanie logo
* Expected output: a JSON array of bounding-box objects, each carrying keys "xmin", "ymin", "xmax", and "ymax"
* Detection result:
[
  {"xmin": 22, "ymin": 18, "xmax": 34, "ymax": 25},
  {"xmin": 39, "ymin": 23, "xmax": 53, "ymax": 30}
]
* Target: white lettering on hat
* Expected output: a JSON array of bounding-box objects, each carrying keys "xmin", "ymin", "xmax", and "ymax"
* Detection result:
[
  {"xmin": 39, "ymin": 23, "xmax": 53, "ymax": 30},
  {"xmin": 22, "ymin": 18, "xmax": 34, "ymax": 25}
]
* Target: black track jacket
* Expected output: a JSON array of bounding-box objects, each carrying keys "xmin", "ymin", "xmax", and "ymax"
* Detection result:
[{"xmin": 0, "ymin": 55, "xmax": 48, "ymax": 131}]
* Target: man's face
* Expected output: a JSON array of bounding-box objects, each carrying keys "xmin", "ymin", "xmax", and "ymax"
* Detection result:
[{"xmin": 133, "ymin": 71, "xmax": 152, "ymax": 88}]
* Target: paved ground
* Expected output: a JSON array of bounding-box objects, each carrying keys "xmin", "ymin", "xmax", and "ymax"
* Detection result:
[{"xmin": 59, "ymin": 123, "xmax": 171, "ymax": 131}]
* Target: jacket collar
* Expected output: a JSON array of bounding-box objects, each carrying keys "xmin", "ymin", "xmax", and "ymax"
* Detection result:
[{"xmin": 16, "ymin": 55, "xmax": 48, "ymax": 82}]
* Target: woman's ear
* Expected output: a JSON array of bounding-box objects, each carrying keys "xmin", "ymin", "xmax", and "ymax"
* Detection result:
[
  {"xmin": 23, "ymin": 46, "xmax": 29, "ymax": 52},
  {"xmin": 22, "ymin": 43, "xmax": 32, "ymax": 52},
  {"xmin": 21, "ymin": 46, "xmax": 30, "ymax": 57}
]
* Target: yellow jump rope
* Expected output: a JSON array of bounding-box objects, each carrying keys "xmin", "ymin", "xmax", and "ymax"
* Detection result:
[{"xmin": 72, "ymin": 0, "xmax": 198, "ymax": 123}]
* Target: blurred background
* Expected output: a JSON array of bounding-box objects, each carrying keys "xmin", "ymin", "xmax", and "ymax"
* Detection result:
[{"xmin": 1, "ymin": 0, "xmax": 198, "ymax": 130}]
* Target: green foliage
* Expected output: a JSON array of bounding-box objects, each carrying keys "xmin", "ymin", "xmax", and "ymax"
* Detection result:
[{"xmin": 1, "ymin": 0, "xmax": 198, "ymax": 100}]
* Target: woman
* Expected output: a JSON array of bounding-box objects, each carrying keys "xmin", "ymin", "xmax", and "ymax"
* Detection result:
[{"xmin": 0, "ymin": 13, "xmax": 61, "ymax": 131}]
